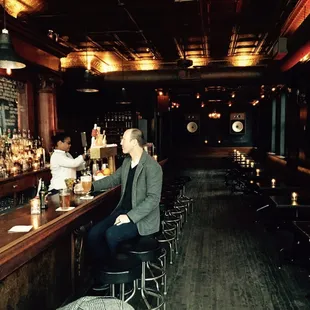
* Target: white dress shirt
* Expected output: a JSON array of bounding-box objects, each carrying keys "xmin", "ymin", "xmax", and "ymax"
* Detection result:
[{"xmin": 49, "ymin": 149, "xmax": 85, "ymax": 190}]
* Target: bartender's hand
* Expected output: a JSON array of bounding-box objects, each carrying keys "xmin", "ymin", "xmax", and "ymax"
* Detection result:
[{"xmin": 114, "ymin": 214, "xmax": 130, "ymax": 226}]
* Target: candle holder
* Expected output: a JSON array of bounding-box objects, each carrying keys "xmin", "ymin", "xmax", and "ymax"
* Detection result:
[
  {"xmin": 291, "ymin": 192, "xmax": 298, "ymax": 201},
  {"xmin": 30, "ymin": 197, "xmax": 41, "ymax": 215}
]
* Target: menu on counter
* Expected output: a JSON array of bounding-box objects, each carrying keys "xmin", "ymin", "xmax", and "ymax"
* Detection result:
[{"xmin": 0, "ymin": 77, "xmax": 21, "ymax": 132}]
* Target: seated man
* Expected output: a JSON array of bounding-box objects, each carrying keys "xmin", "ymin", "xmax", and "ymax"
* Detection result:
[{"xmin": 87, "ymin": 128, "xmax": 163, "ymax": 288}]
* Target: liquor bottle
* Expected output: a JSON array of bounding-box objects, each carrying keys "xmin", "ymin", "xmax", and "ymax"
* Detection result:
[
  {"xmin": 91, "ymin": 124, "xmax": 97, "ymax": 147},
  {"xmin": 40, "ymin": 181, "xmax": 48, "ymax": 209}
]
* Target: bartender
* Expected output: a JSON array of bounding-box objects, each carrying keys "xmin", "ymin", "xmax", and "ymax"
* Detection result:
[{"xmin": 49, "ymin": 132, "xmax": 87, "ymax": 193}]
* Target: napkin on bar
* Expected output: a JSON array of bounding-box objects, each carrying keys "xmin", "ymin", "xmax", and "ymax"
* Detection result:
[
  {"xmin": 8, "ymin": 225, "xmax": 33, "ymax": 233},
  {"xmin": 55, "ymin": 207, "xmax": 75, "ymax": 212}
]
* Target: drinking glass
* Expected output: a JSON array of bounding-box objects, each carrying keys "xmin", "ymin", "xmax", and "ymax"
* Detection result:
[
  {"xmin": 59, "ymin": 189, "xmax": 71, "ymax": 209},
  {"xmin": 80, "ymin": 175, "xmax": 93, "ymax": 199}
]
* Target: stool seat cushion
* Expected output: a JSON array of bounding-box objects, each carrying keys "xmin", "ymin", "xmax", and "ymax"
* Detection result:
[
  {"xmin": 101, "ymin": 253, "xmax": 141, "ymax": 284},
  {"xmin": 118, "ymin": 236, "xmax": 160, "ymax": 262}
]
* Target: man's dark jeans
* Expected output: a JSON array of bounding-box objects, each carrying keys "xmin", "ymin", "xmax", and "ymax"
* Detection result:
[{"xmin": 87, "ymin": 209, "xmax": 139, "ymax": 272}]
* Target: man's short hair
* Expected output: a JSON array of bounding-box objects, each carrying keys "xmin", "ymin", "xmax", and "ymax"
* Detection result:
[
  {"xmin": 51, "ymin": 132, "xmax": 70, "ymax": 147},
  {"xmin": 130, "ymin": 128, "xmax": 145, "ymax": 147}
]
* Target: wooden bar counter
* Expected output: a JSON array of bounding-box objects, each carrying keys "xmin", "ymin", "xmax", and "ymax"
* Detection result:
[
  {"xmin": 0, "ymin": 186, "xmax": 121, "ymax": 310},
  {"xmin": 0, "ymin": 158, "xmax": 167, "ymax": 310}
]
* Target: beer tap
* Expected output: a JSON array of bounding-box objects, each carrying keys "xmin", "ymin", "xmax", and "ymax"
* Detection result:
[
  {"xmin": 81, "ymin": 132, "xmax": 87, "ymax": 156},
  {"xmin": 81, "ymin": 132, "xmax": 90, "ymax": 172}
]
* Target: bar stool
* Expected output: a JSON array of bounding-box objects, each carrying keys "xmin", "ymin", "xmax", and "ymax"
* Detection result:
[
  {"xmin": 164, "ymin": 213, "xmax": 182, "ymax": 240},
  {"xmin": 155, "ymin": 228, "xmax": 178, "ymax": 265},
  {"xmin": 119, "ymin": 236, "xmax": 166, "ymax": 310},
  {"xmin": 100, "ymin": 252, "xmax": 141, "ymax": 304}
]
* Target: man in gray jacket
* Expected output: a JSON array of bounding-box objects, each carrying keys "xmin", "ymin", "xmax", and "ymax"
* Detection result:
[{"xmin": 87, "ymin": 128, "xmax": 162, "ymax": 287}]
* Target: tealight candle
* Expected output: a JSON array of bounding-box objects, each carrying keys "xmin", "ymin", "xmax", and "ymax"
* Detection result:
[
  {"xmin": 246, "ymin": 159, "xmax": 250, "ymax": 165},
  {"xmin": 256, "ymin": 168, "xmax": 260, "ymax": 176},
  {"xmin": 291, "ymin": 192, "xmax": 298, "ymax": 201},
  {"xmin": 250, "ymin": 162, "xmax": 254, "ymax": 168},
  {"xmin": 153, "ymin": 155, "xmax": 158, "ymax": 161},
  {"xmin": 271, "ymin": 178, "xmax": 276, "ymax": 187}
]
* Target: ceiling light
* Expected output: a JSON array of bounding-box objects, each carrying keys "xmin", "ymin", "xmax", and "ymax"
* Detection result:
[
  {"xmin": 0, "ymin": 0, "xmax": 26, "ymax": 69},
  {"xmin": 231, "ymin": 55, "xmax": 258, "ymax": 67}
]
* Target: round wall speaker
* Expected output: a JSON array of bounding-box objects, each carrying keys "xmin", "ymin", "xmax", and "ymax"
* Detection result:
[
  {"xmin": 187, "ymin": 121, "xmax": 198, "ymax": 133},
  {"xmin": 231, "ymin": 121, "xmax": 244, "ymax": 133}
]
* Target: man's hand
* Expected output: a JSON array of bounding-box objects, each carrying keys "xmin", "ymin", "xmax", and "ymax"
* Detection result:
[{"xmin": 114, "ymin": 214, "xmax": 130, "ymax": 226}]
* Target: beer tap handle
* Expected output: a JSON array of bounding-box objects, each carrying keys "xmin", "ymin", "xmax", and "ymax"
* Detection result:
[{"xmin": 81, "ymin": 132, "xmax": 87, "ymax": 152}]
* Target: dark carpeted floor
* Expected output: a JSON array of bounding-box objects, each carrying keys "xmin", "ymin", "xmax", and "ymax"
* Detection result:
[{"xmin": 160, "ymin": 162, "xmax": 310, "ymax": 310}]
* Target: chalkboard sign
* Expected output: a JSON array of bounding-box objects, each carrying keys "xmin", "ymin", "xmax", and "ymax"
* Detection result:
[{"xmin": 0, "ymin": 77, "xmax": 19, "ymax": 132}]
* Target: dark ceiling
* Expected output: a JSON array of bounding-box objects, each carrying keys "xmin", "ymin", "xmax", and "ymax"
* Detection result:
[{"xmin": 10, "ymin": 0, "xmax": 307, "ymax": 74}]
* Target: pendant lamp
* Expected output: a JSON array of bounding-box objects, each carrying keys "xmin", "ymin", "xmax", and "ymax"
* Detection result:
[
  {"xmin": 76, "ymin": 69, "xmax": 99, "ymax": 93},
  {"xmin": 0, "ymin": 0, "xmax": 26, "ymax": 69},
  {"xmin": 76, "ymin": 38, "xmax": 99, "ymax": 93}
]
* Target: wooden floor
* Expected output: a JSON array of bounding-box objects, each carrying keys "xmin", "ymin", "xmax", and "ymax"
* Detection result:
[
  {"xmin": 159, "ymin": 160, "xmax": 310, "ymax": 310},
  {"xmin": 84, "ymin": 159, "xmax": 310, "ymax": 310}
]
